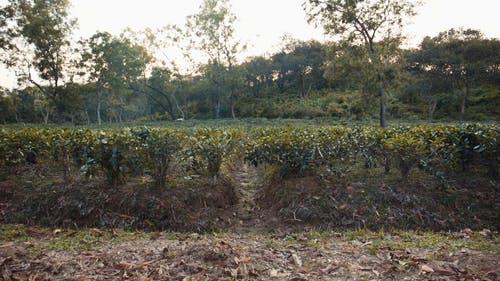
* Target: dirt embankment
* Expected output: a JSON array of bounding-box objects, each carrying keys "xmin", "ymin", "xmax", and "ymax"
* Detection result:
[{"xmin": 1, "ymin": 162, "xmax": 499, "ymax": 232}]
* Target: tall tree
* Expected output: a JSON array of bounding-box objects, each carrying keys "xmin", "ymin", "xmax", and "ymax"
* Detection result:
[
  {"xmin": 143, "ymin": 67, "xmax": 188, "ymax": 120},
  {"xmin": 0, "ymin": 87, "xmax": 16, "ymax": 123},
  {"xmin": 123, "ymin": 26, "xmax": 192, "ymax": 120},
  {"xmin": 79, "ymin": 31, "xmax": 112, "ymax": 125},
  {"xmin": 186, "ymin": 0, "xmax": 244, "ymax": 118},
  {"xmin": 304, "ymin": 0, "xmax": 419, "ymax": 127},
  {"xmin": 272, "ymin": 38, "xmax": 326, "ymax": 98},
  {"xmin": 0, "ymin": 0, "xmax": 77, "ymax": 124},
  {"xmin": 240, "ymin": 56, "xmax": 274, "ymax": 97},
  {"xmin": 80, "ymin": 32, "xmax": 151, "ymax": 124},
  {"xmin": 407, "ymin": 28, "xmax": 500, "ymax": 118}
]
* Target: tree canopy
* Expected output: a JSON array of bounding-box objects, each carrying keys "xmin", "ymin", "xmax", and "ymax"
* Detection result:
[
  {"xmin": 304, "ymin": 0, "xmax": 419, "ymax": 127},
  {"xmin": 0, "ymin": 0, "xmax": 76, "ymax": 124},
  {"xmin": 0, "ymin": 0, "xmax": 498, "ymax": 125},
  {"xmin": 407, "ymin": 28, "xmax": 500, "ymax": 118}
]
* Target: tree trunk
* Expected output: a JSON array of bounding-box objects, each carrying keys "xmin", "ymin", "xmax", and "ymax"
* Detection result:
[
  {"xmin": 118, "ymin": 96, "xmax": 124, "ymax": 123},
  {"xmin": 172, "ymin": 93, "xmax": 185, "ymax": 119},
  {"xmin": 230, "ymin": 90, "xmax": 236, "ymax": 119},
  {"xmin": 460, "ymin": 85, "xmax": 469, "ymax": 118},
  {"xmin": 41, "ymin": 107, "xmax": 49, "ymax": 124},
  {"xmin": 96, "ymin": 83, "xmax": 103, "ymax": 126},
  {"xmin": 215, "ymin": 97, "xmax": 221, "ymax": 119},
  {"xmin": 300, "ymin": 74, "xmax": 306, "ymax": 99},
  {"xmin": 368, "ymin": 40, "xmax": 387, "ymax": 128},
  {"xmin": 56, "ymin": 106, "xmax": 64, "ymax": 125},
  {"xmin": 230, "ymin": 100, "xmax": 236, "ymax": 119},
  {"xmin": 379, "ymin": 77, "xmax": 387, "ymax": 128},
  {"xmin": 142, "ymin": 84, "xmax": 177, "ymax": 119},
  {"xmin": 96, "ymin": 98, "xmax": 102, "ymax": 126},
  {"xmin": 428, "ymin": 96, "xmax": 437, "ymax": 122}
]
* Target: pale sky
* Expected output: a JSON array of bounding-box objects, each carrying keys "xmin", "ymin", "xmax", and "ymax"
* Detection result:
[{"xmin": 1, "ymin": 0, "xmax": 500, "ymax": 89}]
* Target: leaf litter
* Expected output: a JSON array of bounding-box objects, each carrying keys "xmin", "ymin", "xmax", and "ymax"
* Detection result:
[{"xmin": 1, "ymin": 227, "xmax": 499, "ymax": 281}]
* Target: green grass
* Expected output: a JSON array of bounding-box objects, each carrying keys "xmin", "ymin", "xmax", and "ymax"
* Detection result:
[
  {"xmin": 1, "ymin": 224, "xmax": 497, "ymax": 256},
  {"xmin": 0, "ymin": 224, "xmax": 149, "ymax": 253},
  {"xmin": 318, "ymin": 228, "xmax": 499, "ymax": 254}
]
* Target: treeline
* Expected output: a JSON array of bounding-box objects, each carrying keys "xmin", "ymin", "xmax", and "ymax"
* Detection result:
[{"xmin": 0, "ymin": 0, "xmax": 499, "ymax": 125}]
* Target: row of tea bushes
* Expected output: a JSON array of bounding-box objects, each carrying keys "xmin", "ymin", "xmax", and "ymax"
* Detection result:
[
  {"xmin": 0, "ymin": 124, "xmax": 498, "ymax": 187},
  {"xmin": 0, "ymin": 127, "xmax": 240, "ymax": 187},
  {"xmin": 244, "ymin": 124, "xmax": 499, "ymax": 180}
]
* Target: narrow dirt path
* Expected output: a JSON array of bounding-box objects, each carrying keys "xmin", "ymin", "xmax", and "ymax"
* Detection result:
[{"xmin": 229, "ymin": 163, "xmax": 276, "ymax": 233}]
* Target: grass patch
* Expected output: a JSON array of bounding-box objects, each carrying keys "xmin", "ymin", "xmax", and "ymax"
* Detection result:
[
  {"xmin": 340, "ymin": 229, "xmax": 499, "ymax": 254},
  {"xmin": 1, "ymin": 224, "xmax": 497, "ymax": 256},
  {"xmin": 0, "ymin": 224, "xmax": 149, "ymax": 253},
  {"xmin": 0, "ymin": 224, "xmax": 30, "ymax": 240},
  {"xmin": 273, "ymin": 228, "xmax": 499, "ymax": 254}
]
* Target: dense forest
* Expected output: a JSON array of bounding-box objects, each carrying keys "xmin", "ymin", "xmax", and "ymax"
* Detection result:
[{"xmin": 0, "ymin": 0, "xmax": 499, "ymax": 125}]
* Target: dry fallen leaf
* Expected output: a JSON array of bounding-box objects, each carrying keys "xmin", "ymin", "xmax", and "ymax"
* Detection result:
[
  {"xmin": 150, "ymin": 232, "xmax": 161, "ymax": 240},
  {"xmin": 26, "ymin": 227, "xmax": 46, "ymax": 236},
  {"xmin": 90, "ymin": 228, "xmax": 103, "ymax": 236},
  {"xmin": 116, "ymin": 261, "xmax": 133, "ymax": 269},
  {"xmin": 238, "ymin": 256, "xmax": 252, "ymax": 264},
  {"xmin": 291, "ymin": 253, "xmax": 302, "ymax": 267},
  {"xmin": 350, "ymin": 264, "xmax": 371, "ymax": 271},
  {"xmin": 433, "ymin": 265, "xmax": 455, "ymax": 276},
  {"xmin": 182, "ymin": 272, "xmax": 205, "ymax": 281},
  {"xmin": 0, "ymin": 257, "xmax": 12, "ymax": 267},
  {"xmin": 459, "ymin": 228, "xmax": 473, "ymax": 238},
  {"xmin": 228, "ymin": 268, "xmax": 238, "ymax": 278},
  {"xmin": 321, "ymin": 264, "xmax": 339, "ymax": 274},
  {"xmin": 421, "ymin": 264, "xmax": 434, "ymax": 273},
  {"xmin": 28, "ymin": 273, "xmax": 43, "ymax": 281},
  {"xmin": 479, "ymin": 229, "xmax": 492, "ymax": 238},
  {"xmin": 0, "ymin": 242, "xmax": 15, "ymax": 249},
  {"xmin": 361, "ymin": 241, "xmax": 373, "ymax": 247}
]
